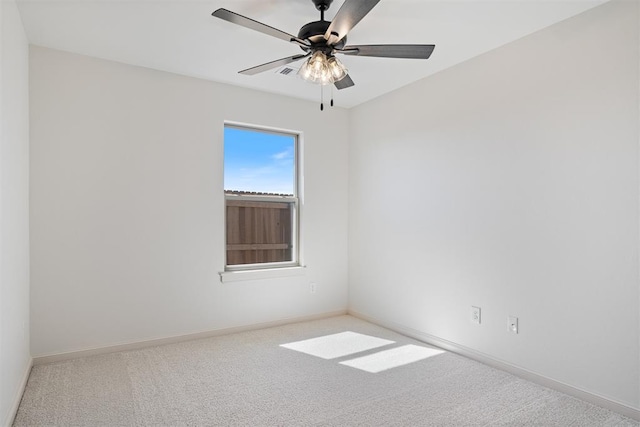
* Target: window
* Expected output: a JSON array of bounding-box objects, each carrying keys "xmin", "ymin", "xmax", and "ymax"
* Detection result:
[{"xmin": 224, "ymin": 124, "xmax": 299, "ymax": 270}]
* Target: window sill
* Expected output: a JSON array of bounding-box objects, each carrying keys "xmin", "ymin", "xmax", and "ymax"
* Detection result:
[{"xmin": 219, "ymin": 266, "xmax": 306, "ymax": 283}]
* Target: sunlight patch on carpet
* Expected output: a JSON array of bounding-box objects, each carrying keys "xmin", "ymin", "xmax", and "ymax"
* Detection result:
[
  {"xmin": 280, "ymin": 331, "xmax": 394, "ymax": 359},
  {"xmin": 340, "ymin": 344, "xmax": 445, "ymax": 373}
]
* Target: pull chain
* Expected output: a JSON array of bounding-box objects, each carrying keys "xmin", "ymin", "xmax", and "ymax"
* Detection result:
[
  {"xmin": 320, "ymin": 85, "xmax": 324, "ymax": 111},
  {"xmin": 331, "ymin": 86, "xmax": 334, "ymax": 107}
]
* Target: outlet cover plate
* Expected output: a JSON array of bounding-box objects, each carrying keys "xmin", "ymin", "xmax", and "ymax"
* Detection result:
[
  {"xmin": 508, "ymin": 315, "xmax": 518, "ymax": 334},
  {"xmin": 471, "ymin": 306, "xmax": 481, "ymax": 324}
]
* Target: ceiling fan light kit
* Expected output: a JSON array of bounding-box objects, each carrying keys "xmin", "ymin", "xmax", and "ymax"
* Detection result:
[
  {"xmin": 298, "ymin": 51, "xmax": 348, "ymax": 85},
  {"xmin": 212, "ymin": 0, "xmax": 435, "ymax": 109}
]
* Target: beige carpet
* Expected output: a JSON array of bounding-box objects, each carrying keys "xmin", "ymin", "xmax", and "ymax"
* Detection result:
[{"xmin": 14, "ymin": 315, "xmax": 639, "ymax": 426}]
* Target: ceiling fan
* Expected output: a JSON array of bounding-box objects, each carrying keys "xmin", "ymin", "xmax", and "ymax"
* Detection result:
[{"xmin": 212, "ymin": 0, "xmax": 435, "ymax": 107}]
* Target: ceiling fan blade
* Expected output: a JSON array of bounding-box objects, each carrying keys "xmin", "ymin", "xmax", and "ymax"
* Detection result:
[
  {"xmin": 239, "ymin": 54, "xmax": 310, "ymax": 76},
  {"xmin": 212, "ymin": 8, "xmax": 309, "ymax": 47},
  {"xmin": 338, "ymin": 44, "xmax": 435, "ymax": 59},
  {"xmin": 334, "ymin": 74, "xmax": 355, "ymax": 90},
  {"xmin": 324, "ymin": 0, "xmax": 381, "ymax": 45}
]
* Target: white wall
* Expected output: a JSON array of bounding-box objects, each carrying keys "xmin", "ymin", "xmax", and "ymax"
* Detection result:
[
  {"xmin": 349, "ymin": 0, "xmax": 639, "ymax": 410},
  {"xmin": 29, "ymin": 46, "xmax": 349, "ymax": 357},
  {"xmin": 0, "ymin": 0, "xmax": 31, "ymax": 424}
]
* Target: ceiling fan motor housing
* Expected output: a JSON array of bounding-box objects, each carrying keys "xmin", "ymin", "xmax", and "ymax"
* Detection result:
[{"xmin": 298, "ymin": 20, "xmax": 346, "ymax": 53}]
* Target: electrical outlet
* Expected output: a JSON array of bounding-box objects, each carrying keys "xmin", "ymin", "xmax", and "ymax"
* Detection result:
[
  {"xmin": 471, "ymin": 306, "xmax": 481, "ymax": 324},
  {"xmin": 310, "ymin": 283, "xmax": 317, "ymax": 294},
  {"xmin": 508, "ymin": 315, "xmax": 518, "ymax": 334}
]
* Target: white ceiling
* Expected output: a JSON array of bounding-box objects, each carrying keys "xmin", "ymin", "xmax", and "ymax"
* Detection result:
[{"xmin": 16, "ymin": 0, "xmax": 607, "ymax": 108}]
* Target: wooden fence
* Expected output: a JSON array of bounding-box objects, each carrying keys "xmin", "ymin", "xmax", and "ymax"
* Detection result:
[{"xmin": 226, "ymin": 199, "xmax": 293, "ymax": 265}]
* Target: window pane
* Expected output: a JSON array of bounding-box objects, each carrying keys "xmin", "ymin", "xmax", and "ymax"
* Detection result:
[
  {"xmin": 223, "ymin": 125, "xmax": 298, "ymax": 268},
  {"xmin": 226, "ymin": 200, "xmax": 294, "ymax": 265},
  {"xmin": 224, "ymin": 127, "xmax": 295, "ymax": 195}
]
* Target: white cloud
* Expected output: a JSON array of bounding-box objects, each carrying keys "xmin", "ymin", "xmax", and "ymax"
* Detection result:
[
  {"xmin": 271, "ymin": 147, "xmax": 294, "ymax": 162},
  {"xmin": 225, "ymin": 147, "xmax": 295, "ymax": 194}
]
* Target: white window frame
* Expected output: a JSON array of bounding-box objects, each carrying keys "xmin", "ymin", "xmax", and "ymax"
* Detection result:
[{"xmin": 223, "ymin": 123, "xmax": 301, "ymax": 273}]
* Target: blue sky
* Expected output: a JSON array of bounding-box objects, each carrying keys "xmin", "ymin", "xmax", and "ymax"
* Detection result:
[{"xmin": 224, "ymin": 127, "xmax": 295, "ymax": 195}]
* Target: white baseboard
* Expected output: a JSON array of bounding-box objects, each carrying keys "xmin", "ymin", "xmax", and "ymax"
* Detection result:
[
  {"xmin": 33, "ymin": 310, "xmax": 347, "ymax": 365},
  {"xmin": 4, "ymin": 357, "xmax": 33, "ymax": 427},
  {"xmin": 349, "ymin": 310, "xmax": 640, "ymax": 422}
]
